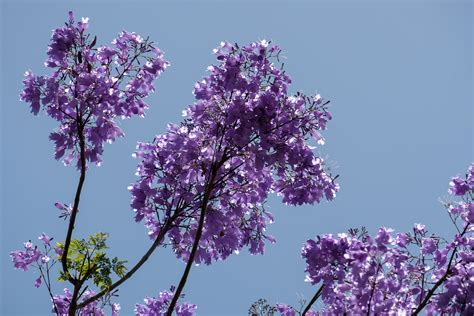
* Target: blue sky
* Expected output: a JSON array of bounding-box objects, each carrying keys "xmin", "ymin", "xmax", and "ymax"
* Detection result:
[{"xmin": 1, "ymin": 0, "xmax": 472, "ymax": 315}]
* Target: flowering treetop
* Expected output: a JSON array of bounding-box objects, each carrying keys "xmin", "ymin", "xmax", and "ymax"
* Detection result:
[
  {"xmin": 130, "ymin": 40, "xmax": 339, "ymax": 266},
  {"xmin": 20, "ymin": 11, "xmax": 168, "ymax": 168},
  {"xmin": 273, "ymin": 163, "xmax": 473, "ymax": 315}
]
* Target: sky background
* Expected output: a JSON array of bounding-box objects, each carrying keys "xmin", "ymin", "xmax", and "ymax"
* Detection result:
[{"xmin": 1, "ymin": 0, "xmax": 472, "ymax": 315}]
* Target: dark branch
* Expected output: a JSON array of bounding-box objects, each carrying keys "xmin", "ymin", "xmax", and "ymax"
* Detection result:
[
  {"xmin": 166, "ymin": 163, "xmax": 219, "ymax": 315},
  {"xmin": 302, "ymin": 284, "xmax": 324, "ymax": 315},
  {"xmin": 77, "ymin": 215, "xmax": 179, "ymax": 309},
  {"xmin": 412, "ymin": 224, "xmax": 470, "ymax": 315},
  {"xmin": 62, "ymin": 123, "xmax": 87, "ymax": 285}
]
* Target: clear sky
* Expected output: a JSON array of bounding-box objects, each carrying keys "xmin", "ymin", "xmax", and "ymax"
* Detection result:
[{"xmin": 1, "ymin": 0, "xmax": 472, "ymax": 315}]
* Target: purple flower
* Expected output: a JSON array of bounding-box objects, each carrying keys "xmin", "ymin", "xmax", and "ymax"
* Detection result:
[
  {"xmin": 41, "ymin": 255, "xmax": 50, "ymax": 263},
  {"xmin": 375, "ymin": 227, "xmax": 393, "ymax": 247},
  {"xmin": 135, "ymin": 288, "xmax": 196, "ymax": 316},
  {"xmin": 112, "ymin": 303, "xmax": 121, "ymax": 316},
  {"xmin": 449, "ymin": 177, "xmax": 470, "ymax": 196},
  {"xmin": 294, "ymin": 164, "xmax": 474, "ymax": 314},
  {"xmin": 54, "ymin": 245, "xmax": 63, "ymax": 256},
  {"xmin": 10, "ymin": 237, "xmax": 59, "ymax": 293},
  {"xmin": 77, "ymin": 17, "xmax": 89, "ymax": 33},
  {"xmin": 97, "ymin": 46, "xmax": 116, "ymax": 63},
  {"xmin": 421, "ymin": 237, "xmax": 437, "ymax": 254},
  {"xmin": 414, "ymin": 223, "xmax": 426, "ymax": 234},
  {"xmin": 52, "ymin": 288, "xmax": 118, "ymax": 315},
  {"xmin": 34, "ymin": 276, "xmax": 42, "ymax": 288},
  {"xmin": 274, "ymin": 304, "xmax": 296, "ymax": 316},
  {"xmin": 395, "ymin": 232, "xmax": 409, "ymax": 247},
  {"xmin": 10, "ymin": 241, "xmax": 42, "ymax": 271},
  {"xmin": 38, "ymin": 233, "xmax": 51, "ymax": 245},
  {"xmin": 20, "ymin": 12, "xmax": 169, "ymax": 169},
  {"xmin": 20, "ymin": 71, "xmax": 42, "ymax": 115},
  {"xmin": 131, "ymin": 40, "xmax": 338, "ymax": 265}
]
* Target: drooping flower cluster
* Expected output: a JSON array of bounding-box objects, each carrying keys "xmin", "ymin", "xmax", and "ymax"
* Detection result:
[
  {"xmin": 135, "ymin": 288, "xmax": 197, "ymax": 316},
  {"xmin": 294, "ymin": 163, "xmax": 473, "ymax": 315},
  {"xmin": 130, "ymin": 40, "xmax": 338, "ymax": 265},
  {"xmin": 20, "ymin": 11, "xmax": 168, "ymax": 168},
  {"xmin": 52, "ymin": 288, "xmax": 120, "ymax": 316}
]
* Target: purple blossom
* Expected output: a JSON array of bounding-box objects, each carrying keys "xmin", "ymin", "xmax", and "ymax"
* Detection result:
[
  {"xmin": 395, "ymin": 232, "xmax": 409, "ymax": 247},
  {"xmin": 20, "ymin": 12, "xmax": 168, "ymax": 168},
  {"xmin": 54, "ymin": 244, "xmax": 64, "ymax": 257},
  {"xmin": 34, "ymin": 276, "xmax": 42, "ymax": 288},
  {"xmin": 52, "ymin": 288, "xmax": 119, "ymax": 316},
  {"xmin": 131, "ymin": 40, "xmax": 338, "ymax": 265},
  {"xmin": 293, "ymin": 163, "xmax": 474, "ymax": 314},
  {"xmin": 54, "ymin": 201, "xmax": 74, "ymax": 218},
  {"xmin": 38, "ymin": 233, "xmax": 51, "ymax": 245},
  {"xmin": 274, "ymin": 303, "xmax": 317, "ymax": 316},
  {"xmin": 112, "ymin": 303, "xmax": 121, "ymax": 316},
  {"xmin": 135, "ymin": 289, "xmax": 196, "ymax": 316},
  {"xmin": 375, "ymin": 226, "xmax": 393, "ymax": 248},
  {"xmin": 449, "ymin": 177, "xmax": 470, "ymax": 196},
  {"xmin": 10, "ymin": 241, "xmax": 42, "ymax": 271},
  {"xmin": 10, "ymin": 234, "xmax": 60, "ymax": 296},
  {"xmin": 421, "ymin": 237, "xmax": 437, "ymax": 254},
  {"xmin": 414, "ymin": 223, "xmax": 426, "ymax": 234},
  {"xmin": 300, "ymin": 226, "xmax": 472, "ymax": 314},
  {"xmin": 41, "ymin": 255, "xmax": 51, "ymax": 263},
  {"xmin": 448, "ymin": 163, "xmax": 474, "ymax": 196},
  {"xmin": 274, "ymin": 304, "xmax": 296, "ymax": 316}
]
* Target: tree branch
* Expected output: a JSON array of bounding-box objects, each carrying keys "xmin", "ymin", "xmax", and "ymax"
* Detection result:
[
  {"xmin": 166, "ymin": 163, "xmax": 219, "ymax": 315},
  {"xmin": 302, "ymin": 284, "xmax": 324, "ymax": 315},
  {"xmin": 412, "ymin": 224, "xmax": 470, "ymax": 315},
  {"xmin": 62, "ymin": 124, "xmax": 87, "ymax": 285},
  {"xmin": 77, "ymin": 215, "xmax": 178, "ymax": 309}
]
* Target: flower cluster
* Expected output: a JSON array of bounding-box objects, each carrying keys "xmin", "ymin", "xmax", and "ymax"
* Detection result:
[
  {"xmin": 274, "ymin": 304, "xmax": 316, "ymax": 316},
  {"xmin": 130, "ymin": 40, "xmax": 338, "ymax": 265},
  {"xmin": 10, "ymin": 240, "xmax": 43, "ymax": 272},
  {"xmin": 135, "ymin": 288, "xmax": 196, "ymax": 316},
  {"xmin": 52, "ymin": 288, "xmax": 120, "ymax": 316},
  {"xmin": 449, "ymin": 164, "xmax": 474, "ymax": 196},
  {"xmin": 10, "ymin": 233, "xmax": 56, "ymax": 288},
  {"xmin": 447, "ymin": 163, "xmax": 474, "ymax": 224},
  {"xmin": 295, "ymin": 164, "xmax": 473, "ymax": 315},
  {"xmin": 20, "ymin": 11, "xmax": 168, "ymax": 168}
]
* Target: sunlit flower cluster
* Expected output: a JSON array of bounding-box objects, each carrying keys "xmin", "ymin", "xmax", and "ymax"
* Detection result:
[
  {"xmin": 130, "ymin": 40, "xmax": 338, "ymax": 265},
  {"xmin": 20, "ymin": 12, "xmax": 168, "ymax": 168},
  {"xmin": 135, "ymin": 288, "xmax": 196, "ymax": 316},
  {"xmin": 276, "ymin": 164, "xmax": 473, "ymax": 315}
]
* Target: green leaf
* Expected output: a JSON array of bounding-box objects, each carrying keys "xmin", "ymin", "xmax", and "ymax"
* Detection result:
[{"xmin": 56, "ymin": 232, "xmax": 127, "ymax": 288}]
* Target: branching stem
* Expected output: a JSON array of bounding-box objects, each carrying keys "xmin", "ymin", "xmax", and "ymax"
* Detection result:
[
  {"xmin": 77, "ymin": 214, "xmax": 179, "ymax": 309},
  {"xmin": 166, "ymin": 163, "xmax": 219, "ymax": 315},
  {"xmin": 62, "ymin": 124, "xmax": 87, "ymax": 285},
  {"xmin": 412, "ymin": 224, "xmax": 470, "ymax": 315}
]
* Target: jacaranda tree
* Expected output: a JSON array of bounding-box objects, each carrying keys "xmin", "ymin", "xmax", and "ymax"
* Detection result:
[
  {"xmin": 261, "ymin": 164, "xmax": 473, "ymax": 315},
  {"xmin": 11, "ymin": 12, "xmax": 339, "ymax": 316}
]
